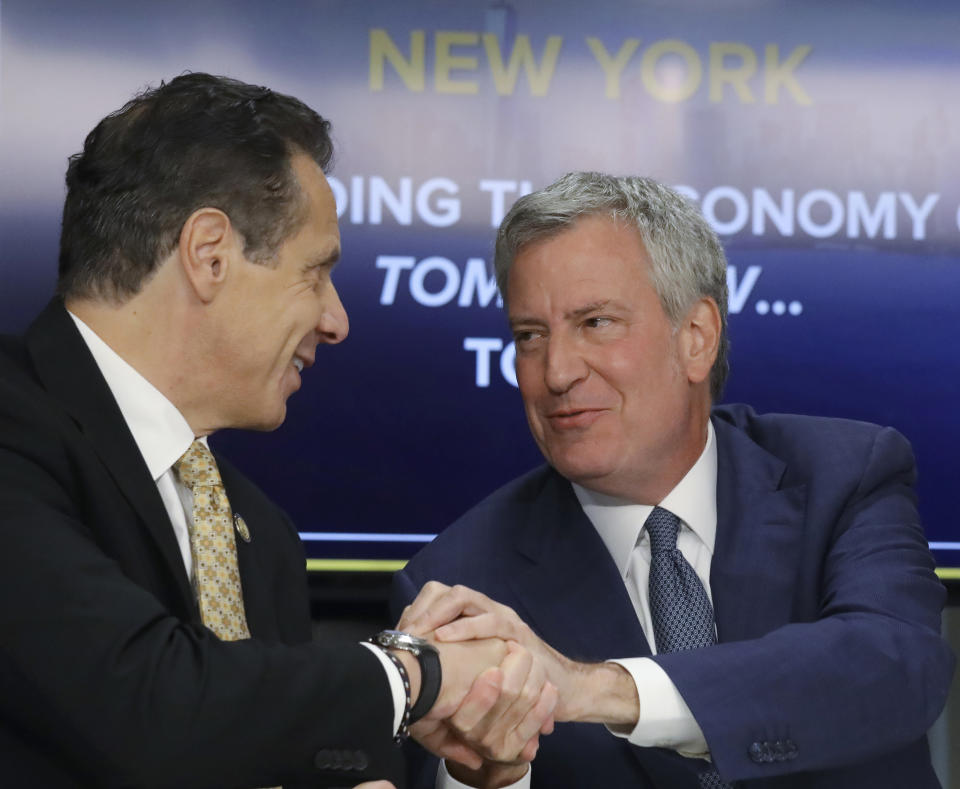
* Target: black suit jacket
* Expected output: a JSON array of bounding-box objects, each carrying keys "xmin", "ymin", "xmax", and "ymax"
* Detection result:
[
  {"xmin": 0, "ymin": 300, "xmax": 404, "ymax": 787},
  {"xmin": 393, "ymin": 406, "xmax": 954, "ymax": 788}
]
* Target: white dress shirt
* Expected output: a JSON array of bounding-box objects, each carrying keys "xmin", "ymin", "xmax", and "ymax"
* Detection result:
[
  {"xmin": 69, "ymin": 312, "xmax": 200, "ymax": 574},
  {"xmin": 575, "ymin": 420, "xmax": 715, "ymax": 757},
  {"xmin": 68, "ymin": 312, "xmax": 406, "ymax": 734}
]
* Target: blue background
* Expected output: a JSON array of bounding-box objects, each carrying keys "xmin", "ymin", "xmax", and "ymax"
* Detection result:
[{"xmin": 0, "ymin": 0, "xmax": 957, "ymax": 568}]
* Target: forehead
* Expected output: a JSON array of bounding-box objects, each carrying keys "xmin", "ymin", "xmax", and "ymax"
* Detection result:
[
  {"xmin": 294, "ymin": 155, "xmax": 337, "ymax": 222},
  {"xmin": 508, "ymin": 214, "xmax": 652, "ymax": 308},
  {"xmin": 286, "ymin": 153, "xmax": 340, "ymax": 253}
]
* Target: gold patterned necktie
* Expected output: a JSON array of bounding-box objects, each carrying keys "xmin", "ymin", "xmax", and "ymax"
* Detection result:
[
  {"xmin": 173, "ymin": 440, "xmax": 251, "ymax": 641},
  {"xmin": 174, "ymin": 443, "xmax": 283, "ymax": 788}
]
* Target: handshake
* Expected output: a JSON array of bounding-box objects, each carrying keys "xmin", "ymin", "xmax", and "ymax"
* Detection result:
[{"xmin": 377, "ymin": 582, "xmax": 641, "ymax": 788}]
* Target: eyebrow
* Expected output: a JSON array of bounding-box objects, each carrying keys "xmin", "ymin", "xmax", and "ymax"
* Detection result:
[
  {"xmin": 307, "ymin": 247, "xmax": 341, "ymax": 270},
  {"xmin": 566, "ymin": 300, "xmax": 614, "ymax": 320},
  {"xmin": 509, "ymin": 300, "xmax": 617, "ymax": 327}
]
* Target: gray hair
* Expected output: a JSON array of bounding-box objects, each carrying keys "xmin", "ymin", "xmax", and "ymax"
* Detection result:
[{"xmin": 494, "ymin": 171, "xmax": 729, "ymax": 399}]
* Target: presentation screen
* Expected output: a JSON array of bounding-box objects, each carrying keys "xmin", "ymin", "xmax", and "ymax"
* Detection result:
[{"xmin": 1, "ymin": 0, "xmax": 956, "ymax": 575}]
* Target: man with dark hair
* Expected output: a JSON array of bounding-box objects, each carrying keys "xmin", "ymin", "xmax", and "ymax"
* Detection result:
[
  {"xmin": 393, "ymin": 172, "xmax": 955, "ymax": 788},
  {"xmin": 0, "ymin": 73, "xmax": 550, "ymax": 787}
]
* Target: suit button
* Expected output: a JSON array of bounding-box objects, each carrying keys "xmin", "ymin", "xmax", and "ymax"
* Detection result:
[
  {"xmin": 748, "ymin": 742, "xmax": 765, "ymax": 764},
  {"xmin": 354, "ymin": 750, "xmax": 369, "ymax": 771},
  {"xmin": 773, "ymin": 741, "xmax": 787, "ymax": 761},
  {"xmin": 760, "ymin": 742, "xmax": 775, "ymax": 763}
]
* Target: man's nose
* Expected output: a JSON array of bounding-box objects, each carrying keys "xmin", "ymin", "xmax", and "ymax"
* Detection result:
[
  {"xmin": 543, "ymin": 333, "xmax": 587, "ymax": 394},
  {"xmin": 318, "ymin": 283, "xmax": 349, "ymax": 344}
]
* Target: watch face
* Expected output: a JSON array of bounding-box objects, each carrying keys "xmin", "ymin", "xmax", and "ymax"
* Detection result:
[
  {"xmin": 376, "ymin": 630, "xmax": 435, "ymax": 653},
  {"xmin": 378, "ymin": 629, "xmax": 418, "ymax": 647}
]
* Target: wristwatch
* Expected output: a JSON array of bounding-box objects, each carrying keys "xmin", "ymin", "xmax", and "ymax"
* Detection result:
[{"xmin": 373, "ymin": 629, "xmax": 442, "ymax": 723}]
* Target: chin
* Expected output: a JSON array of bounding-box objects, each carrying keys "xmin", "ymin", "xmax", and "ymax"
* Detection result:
[
  {"xmin": 240, "ymin": 404, "xmax": 288, "ymax": 432},
  {"xmin": 261, "ymin": 408, "xmax": 288, "ymax": 431},
  {"xmin": 549, "ymin": 452, "xmax": 616, "ymax": 487}
]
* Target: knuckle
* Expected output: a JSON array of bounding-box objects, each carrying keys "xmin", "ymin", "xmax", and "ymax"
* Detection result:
[
  {"xmin": 480, "ymin": 732, "xmax": 503, "ymax": 755},
  {"xmin": 519, "ymin": 686, "xmax": 537, "ymax": 706},
  {"xmin": 478, "ymin": 684, "xmax": 500, "ymax": 707}
]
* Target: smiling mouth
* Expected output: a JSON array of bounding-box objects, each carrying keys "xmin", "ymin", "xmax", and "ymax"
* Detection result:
[
  {"xmin": 550, "ymin": 408, "xmax": 596, "ymax": 418},
  {"xmin": 292, "ymin": 358, "xmax": 304, "ymax": 373},
  {"xmin": 546, "ymin": 408, "xmax": 606, "ymax": 428}
]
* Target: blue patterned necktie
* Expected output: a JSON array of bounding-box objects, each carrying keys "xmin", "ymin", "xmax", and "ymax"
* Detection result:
[{"xmin": 646, "ymin": 506, "xmax": 730, "ymax": 789}]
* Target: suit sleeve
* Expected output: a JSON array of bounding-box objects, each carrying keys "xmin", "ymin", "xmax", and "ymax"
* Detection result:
[
  {"xmin": 0, "ymin": 403, "xmax": 403, "ymax": 787},
  {"xmin": 653, "ymin": 426, "xmax": 955, "ymax": 782}
]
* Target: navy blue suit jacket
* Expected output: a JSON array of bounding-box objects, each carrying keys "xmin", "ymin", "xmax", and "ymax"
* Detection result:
[{"xmin": 393, "ymin": 405, "xmax": 954, "ymax": 788}]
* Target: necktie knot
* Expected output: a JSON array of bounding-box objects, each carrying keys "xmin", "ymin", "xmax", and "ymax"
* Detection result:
[
  {"xmin": 645, "ymin": 506, "xmax": 680, "ymax": 555},
  {"xmin": 173, "ymin": 440, "xmax": 223, "ymax": 490}
]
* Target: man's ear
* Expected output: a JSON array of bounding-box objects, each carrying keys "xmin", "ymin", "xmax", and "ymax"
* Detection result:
[
  {"xmin": 178, "ymin": 208, "xmax": 238, "ymax": 303},
  {"xmin": 679, "ymin": 297, "xmax": 721, "ymax": 385}
]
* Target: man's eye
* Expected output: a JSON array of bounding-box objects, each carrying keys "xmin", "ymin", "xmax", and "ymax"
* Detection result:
[
  {"xmin": 585, "ymin": 316, "xmax": 611, "ymax": 328},
  {"xmin": 513, "ymin": 330, "xmax": 539, "ymax": 344}
]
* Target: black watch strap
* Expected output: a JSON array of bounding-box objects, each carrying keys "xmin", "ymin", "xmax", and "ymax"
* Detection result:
[
  {"xmin": 373, "ymin": 630, "xmax": 442, "ymax": 724},
  {"xmin": 407, "ymin": 644, "xmax": 441, "ymax": 723}
]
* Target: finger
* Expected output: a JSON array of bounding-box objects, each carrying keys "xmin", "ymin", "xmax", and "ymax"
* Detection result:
[
  {"xmin": 446, "ymin": 667, "xmax": 503, "ymax": 732},
  {"xmin": 405, "ymin": 584, "xmax": 499, "ymax": 634},
  {"xmin": 498, "ymin": 667, "xmax": 556, "ymax": 763},
  {"xmin": 435, "ymin": 739, "xmax": 484, "ymax": 771},
  {"xmin": 410, "ymin": 719, "xmax": 484, "ymax": 770},
  {"xmin": 434, "ymin": 611, "xmax": 515, "ymax": 642},
  {"xmin": 515, "ymin": 681, "xmax": 558, "ymax": 762},
  {"xmin": 451, "ymin": 646, "xmax": 546, "ymax": 763},
  {"xmin": 397, "ymin": 580, "xmax": 458, "ymax": 630},
  {"xmin": 519, "ymin": 736, "xmax": 540, "ymax": 764},
  {"xmin": 480, "ymin": 652, "xmax": 547, "ymax": 759},
  {"xmin": 450, "ymin": 647, "xmax": 531, "ymax": 734},
  {"xmin": 397, "ymin": 581, "xmax": 451, "ymax": 631},
  {"xmin": 538, "ymin": 681, "xmax": 558, "ymax": 735}
]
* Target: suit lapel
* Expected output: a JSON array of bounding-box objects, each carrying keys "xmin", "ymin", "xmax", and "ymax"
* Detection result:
[
  {"xmin": 509, "ymin": 468, "xmax": 651, "ymax": 662},
  {"xmin": 710, "ymin": 415, "xmax": 807, "ymax": 642},
  {"xmin": 216, "ymin": 461, "xmax": 283, "ymax": 639},
  {"xmin": 26, "ymin": 300, "xmax": 195, "ymax": 608}
]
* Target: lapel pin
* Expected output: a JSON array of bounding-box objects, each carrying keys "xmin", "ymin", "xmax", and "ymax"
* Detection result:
[{"xmin": 233, "ymin": 512, "xmax": 251, "ymax": 543}]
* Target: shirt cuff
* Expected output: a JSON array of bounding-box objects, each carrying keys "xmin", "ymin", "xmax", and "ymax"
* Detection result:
[
  {"xmin": 605, "ymin": 657, "xmax": 709, "ymax": 758},
  {"xmin": 436, "ymin": 759, "xmax": 531, "ymax": 789},
  {"xmin": 360, "ymin": 641, "xmax": 406, "ymax": 735}
]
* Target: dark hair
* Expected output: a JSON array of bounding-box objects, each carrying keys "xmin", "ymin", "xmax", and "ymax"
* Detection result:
[
  {"xmin": 495, "ymin": 172, "xmax": 730, "ymax": 400},
  {"xmin": 58, "ymin": 72, "xmax": 334, "ymax": 302}
]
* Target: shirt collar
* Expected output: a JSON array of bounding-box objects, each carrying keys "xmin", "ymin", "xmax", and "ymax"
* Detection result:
[
  {"xmin": 68, "ymin": 311, "xmax": 196, "ymax": 481},
  {"xmin": 573, "ymin": 420, "xmax": 718, "ymax": 578}
]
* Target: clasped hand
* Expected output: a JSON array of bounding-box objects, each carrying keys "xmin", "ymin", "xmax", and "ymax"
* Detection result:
[{"xmin": 397, "ymin": 583, "xmax": 567, "ymax": 782}]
